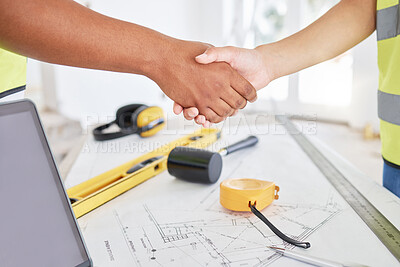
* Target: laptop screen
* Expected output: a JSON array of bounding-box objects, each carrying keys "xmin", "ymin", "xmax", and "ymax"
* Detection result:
[{"xmin": 0, "ymin": 100, "xmax": 91, "ymax": 267}]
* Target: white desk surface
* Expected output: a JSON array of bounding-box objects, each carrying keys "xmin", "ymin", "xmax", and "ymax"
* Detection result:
[{"xmin": 65, "ymin": 115, "xmax": 400, "ymax": 267}]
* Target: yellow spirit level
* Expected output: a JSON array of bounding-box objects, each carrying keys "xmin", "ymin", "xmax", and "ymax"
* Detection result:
[{"xmin": 68, "ymin": 128, "xmax": 220, "ymax": 218}]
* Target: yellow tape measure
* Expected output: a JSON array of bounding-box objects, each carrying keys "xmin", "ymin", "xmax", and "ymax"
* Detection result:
[
  {"xmin": 220, "ymin": 178, "xmax": 279, "ymax": 211},
  {"xmin": 220, "ymin": 178, "xmax": 311, "ymax": 248}
]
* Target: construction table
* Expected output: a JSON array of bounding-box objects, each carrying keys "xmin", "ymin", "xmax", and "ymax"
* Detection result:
[{"xmin": 64, "ymin": 114, "xmax": 400, "ymax": 267}]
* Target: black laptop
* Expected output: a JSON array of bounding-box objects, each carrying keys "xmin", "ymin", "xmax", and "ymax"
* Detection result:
[{"xmin": 0, "ymin": 100, "xmax": 92, "ymax": 267}]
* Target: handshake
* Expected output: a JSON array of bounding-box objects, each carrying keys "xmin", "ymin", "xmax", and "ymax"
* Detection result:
[{"xmin": 152, "ymin": 40, "xmax": 274, "ymax": 128}]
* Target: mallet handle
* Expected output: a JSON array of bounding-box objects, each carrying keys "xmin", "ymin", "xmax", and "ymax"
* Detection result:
[{"xmin": 220, "ymin": 136, "xmax": 259, "ymax": 156}]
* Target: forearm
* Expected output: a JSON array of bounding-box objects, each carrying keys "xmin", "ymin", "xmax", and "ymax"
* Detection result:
[
  {"xmin": 256, "ymin": 0, "xmax": 376, "ymax": 80},
  {"xmin": 0, "ymin": 0, "xmax": 258, "ymax": 124},
  {"xmin": 0, "ymin": 0, "xmax": 173, "ymax": 78}
]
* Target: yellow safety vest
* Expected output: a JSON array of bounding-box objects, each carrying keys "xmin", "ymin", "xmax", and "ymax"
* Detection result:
[
  {"xmin": 0, "ymin": 48, "xmax": 27, "ymax": 99},
  {"xmin": 377, "ymin": 0, "xmax": 400, "ymax": 166}
]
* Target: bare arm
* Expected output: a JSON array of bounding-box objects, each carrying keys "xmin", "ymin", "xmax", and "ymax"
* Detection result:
[
  {"xmin": 0, "ymin": 0, "xmax": 168, "ymax": 76},
  {"xmin": 256, "ymin": 0, "xmax": 377, "ymax": 80},
  {"xmin": 179, "ymin": 0, "xmax": 377, "ymax": 125},
  {"xmin": 0, "ymin": 0, "xmax": 257, "ymax": 123}
]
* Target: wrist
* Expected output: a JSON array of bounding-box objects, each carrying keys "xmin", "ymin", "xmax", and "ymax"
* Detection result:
[
  {"xmin": 136, "ymin": 35, "xmax": 178, "ymax": 83},
  {"xmin": 255, "ymin": 43, "xmax": 282, "ymax": 82}
]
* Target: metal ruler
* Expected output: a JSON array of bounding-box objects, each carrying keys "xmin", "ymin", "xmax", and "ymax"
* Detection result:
[{"xmin": 276, "ymin": 115, "xmax": 400, "ymax": 262}]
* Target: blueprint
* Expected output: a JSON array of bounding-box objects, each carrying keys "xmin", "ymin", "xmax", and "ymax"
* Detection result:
[
  {"xmin": 78, "ymin": 192, "xmax": 340, "ymax": 266},
  {"xmin": 67, "ymin": 120, "xmax": 400, "ymax": 267}
]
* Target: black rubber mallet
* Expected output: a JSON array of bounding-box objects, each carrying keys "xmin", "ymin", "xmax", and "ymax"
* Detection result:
[{"xmin": 167, "ymin": 135, "xmax": 259, "ymax": 184}]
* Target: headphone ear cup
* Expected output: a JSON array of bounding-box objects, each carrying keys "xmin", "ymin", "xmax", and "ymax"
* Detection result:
[
  {"xmin": 115, "ymin": 104, "xmax": 144, "ymax": 129},
  {"xmin": 131, "ymin": 105, "xmax": 149, "ymax": 130},
  {"xmin": 137, "ymin": 106, "xmax": 165, "ymax": 137}
]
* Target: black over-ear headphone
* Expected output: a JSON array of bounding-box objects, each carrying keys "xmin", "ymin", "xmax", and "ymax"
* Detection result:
[{"xmin": 92, "ymin": 104, "xmax": 165, "ymax": 141}]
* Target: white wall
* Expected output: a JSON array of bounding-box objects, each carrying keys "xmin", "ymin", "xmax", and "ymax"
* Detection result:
[{"xmin": 349, "ymin": 33, "xmax": 379, "ymax": 131}]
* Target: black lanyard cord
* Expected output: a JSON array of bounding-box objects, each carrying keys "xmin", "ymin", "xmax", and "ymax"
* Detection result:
[{"xmin": 249, "ymin": 203, "xmax": 311, "ymax": 249}]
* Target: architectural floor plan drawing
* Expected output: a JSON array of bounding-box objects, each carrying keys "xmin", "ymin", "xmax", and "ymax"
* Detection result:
[
  {"xmin": 68, "ymin": 123, "xmax": 400, "ymax": 267},
  {"xmin": 78, "ymin": 177, "xmax": 342, "ymax": 267},
  {"xmin": 73, "ymin": 127, "xmax": 349, "ymax": 267}
]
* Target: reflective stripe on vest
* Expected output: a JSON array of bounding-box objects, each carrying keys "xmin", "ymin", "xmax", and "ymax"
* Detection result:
[
  {"xmin": 0, "ymin": 48, "xmax": 27, "ymax": 99},
  {"xmin": 377, "ymin": 4, "xmax": 399, "ymax": 41},
  {"xmin": 377, "ymin": 0, "xmax": 400, "ymax": 165},
  {"xmin": 378, "ymin": 91, "xmax": 400, "ymax": 125}
]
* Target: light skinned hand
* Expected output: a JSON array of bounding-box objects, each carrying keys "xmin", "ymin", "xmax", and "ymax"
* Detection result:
[{"xmin": 174, "ymin": 46, "xmax": 271, "ymax": 127}]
